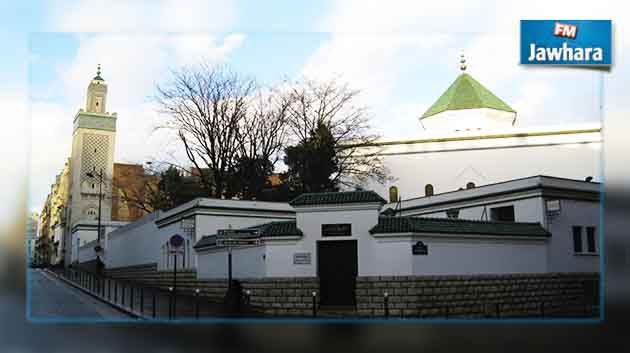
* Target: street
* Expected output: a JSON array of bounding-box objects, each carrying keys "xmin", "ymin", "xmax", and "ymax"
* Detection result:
[{"xmin": 28, "ymin": 269, "xmax": 131, "ymax": 321}]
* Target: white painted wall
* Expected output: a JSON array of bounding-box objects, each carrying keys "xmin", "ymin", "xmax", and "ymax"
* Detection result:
[
  {"xmin": 106, "ymin": 213, "xmax": 161, "ymax": 268},
  {"xmin": 415, "ymin": 197, "xmax": 544, "ymax": 223},
  {"xmin": 295, "ymin": 205, "xmax": 381, "ymax": 277},
  {"xmin": 264, "ymin": 239, "xmax": 316, "ymax": 277},
  {"xmin": 410, "ymin": 236, "xmax": 548, "ymax": 275},
  {"xmin": 196, "ymin": 245, "xmax": 266, "ymax": 279},
  {"xmin": 368, "ymin": 142, "xmax": 601, "ymax": 200},
  {"xmin": 103, "ymin": 201, "xmax": 294, "ymax": 271},
  {"xmin": 546, "ymin": 199, "xmax": 600, "ymax": 273},
  {"xmin": 195, "ymin": 203, "xmax": 551, "ymax": 278},
  {"xmin": 363, "ymin": 237, "xmax": 414, "ymax": 276}
]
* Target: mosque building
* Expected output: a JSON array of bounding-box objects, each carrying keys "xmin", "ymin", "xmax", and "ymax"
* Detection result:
[{"xmin": 36, "ymin": 59, "xmax": 600, "ymax": 309}]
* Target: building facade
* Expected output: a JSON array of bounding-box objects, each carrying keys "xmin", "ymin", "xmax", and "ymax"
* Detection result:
[{"xmin": 39, "ymin": 66, "xmax": 153, "ymax": 267}]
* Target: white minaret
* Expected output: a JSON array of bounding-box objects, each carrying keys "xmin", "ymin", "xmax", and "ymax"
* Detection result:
[{"xmin": 68, "ymin": 65, "xmax": 117, "ymax": 231}]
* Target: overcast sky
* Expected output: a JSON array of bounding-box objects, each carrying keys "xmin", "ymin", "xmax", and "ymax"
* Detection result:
[{"xmin": 0, "ymin": 0, "xmax": 627, "ymax": 217}]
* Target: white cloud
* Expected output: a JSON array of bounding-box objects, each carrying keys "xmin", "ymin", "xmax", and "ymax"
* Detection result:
[
  {"xmin": 305, "ymin": 0, "xmax": 629, "ymax": 137},
  {"xmin": 47, "ymin": 0, "xmax": 237, "ymax": 32},
  {"xmin": 302, "ymin": 34, "xmax": 453, "ymax": 106}
]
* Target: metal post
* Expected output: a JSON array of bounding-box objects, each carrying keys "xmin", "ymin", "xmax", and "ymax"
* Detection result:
[
  {"xmin": 384, "ymin": 292, "xmax": 389, "ymax": 318},
  {"xmin": 122, "ymin": 284, "xmax": 126, "ymax": 306},
  {"xmin": 312, "ymin": 291, "xmax": 317, "ymax": 317},
  {"xmin": 172, "ymin": 254, "xmax": 177, "ymax": 319},
  {"xmin": 108, "ymin": 279, "xmax": 111, "ymax": 300},
  {"xmin": 95, "ymin": 169, "xmax": 103, "ymax": 276},
  {"xmin": 195, "ymin": 288, "xmax": 200, "ymax": 319},
  {"xmin": 245, "ymin": 290, "xmax": 251, "ymax": 306},
  {"xmin": 114, "ymin": 281, "xmax": 118, "ymax": 303},
  {"xmin": 228, "ymin": 247, "xmax": 233, "ymax": 291},
  {"xmin": 496, "ymin": 303, "xmax": 501, "ymax": 318},
  {"xmin": 140, "ymin": 287, "xmax": 144, "ymax": 315},
  {"xmin": 168, "ymin": 287, "xmax": 173, "ymax": 320},
  {"xmin": 152, "ymin": 291, "xmax": 156, "ymax": 318},
  {"xmin": 130, "ymin": 287, "xmax": 134, "ymax": 311}
]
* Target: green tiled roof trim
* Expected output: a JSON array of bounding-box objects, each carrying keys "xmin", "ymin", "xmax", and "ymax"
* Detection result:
[
  {"xmin": 421, "ymin": 73, "xmax": 515, "ymax": 119},
  {"xmin": 246, "ymin": 221, "xmax": 303, "ymax": 237},
  {"xmin": 369, "ymin": 216, "xmax": 550, "ymax": 237},
  {"xmin": 290, "ymin": 190, "xmax": 386, "ymax": 206},
  {"xmin": 194, "ymin": 221, "xmax": 302, "ymax": 249}
]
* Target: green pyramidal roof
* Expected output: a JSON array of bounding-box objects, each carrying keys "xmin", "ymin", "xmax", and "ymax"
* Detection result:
[{"xmin": 421, "ymin": 73, "xmax": 515, "ymax": 119}]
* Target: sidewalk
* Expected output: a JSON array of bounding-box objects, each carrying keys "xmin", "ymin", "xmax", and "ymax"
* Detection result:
[{"xmin": 49, "ymin": 268, "xmax": 261, "ymax": 321}]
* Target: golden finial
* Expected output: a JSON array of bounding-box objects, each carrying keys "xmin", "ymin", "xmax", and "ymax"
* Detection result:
[{"xmin": 459, "ymin": 51, "xmax": 467, "ymax": 72}]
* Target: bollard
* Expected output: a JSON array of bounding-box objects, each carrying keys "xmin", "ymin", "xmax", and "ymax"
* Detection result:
[
  {"xmin": 245, "ymin": 290, "xmax": 251, "ymax": 306},
  {"xmin": 122, "ymin": 285, "xmax": 126, "ymax": 306},
  {"xmin": 312, "ymin": 291, "xmax": 317, "ymax": 317},
  {"xmin": 168, "ymin": 287, "xmax": 174, "ymax": 320},
  {"xmin": 195, "ymin": 288, "xmax": 200, "ymax": 319},
  {"xmin": 384, "ymin": 292, "xmax": 389, "ymax": 318},
  {"xmin": 114, "ymin": 281, "xmax": 118, "ymax": 303},
  {"xmin": 140, "ymin": 287, "xmax": 144, "ymax": 315},
  {"xmin": 130, "ymin": 287, "xmax": 134, "ymax": 311},
  {"xmin": 108, "ymin": 279, "xmax": 111, "ymax": 301},
  {"xmin": 152, "ymin": 291, "xmax": 157, "ymax": 318}
]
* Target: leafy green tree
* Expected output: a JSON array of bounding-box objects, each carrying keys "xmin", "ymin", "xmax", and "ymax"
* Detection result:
[
  {"xmin": 226, "ymin": 156, "xmax": 274, "ymax": 200},
  {"xmin": 283, "ymin": 123, "xmax": 339, "ymax": 197}
]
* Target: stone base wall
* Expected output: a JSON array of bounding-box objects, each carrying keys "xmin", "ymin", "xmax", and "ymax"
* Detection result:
[
  {"xmin": 240, "ymin": 278, "xmax": 319, "ymax": 316},
  {"xmin": 105, "ymin": 263, "xmax": 228, "ymax": 300},
  {"xmin": 356, "ymin": 272, "xmax": 600, "ymax": 318}
]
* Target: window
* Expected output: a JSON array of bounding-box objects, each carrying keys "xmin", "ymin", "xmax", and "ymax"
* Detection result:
[
  {"xmin": 586, "ymin": 226, "xmax": 596, "ymax": 253},
  {"xmin": 466, "ymin": 182, "xmax": 475, "ymax": 189},
  {"xmin": 425, "ymin": 184, "xmax": 434, "ymax": 196},
  {"xmin": 490, "ymin": 205, "xmax": 515, "ymax": 222},
  {"xmin": 572, "ymin": 226, "xmax": 583, "ymax": 253}
]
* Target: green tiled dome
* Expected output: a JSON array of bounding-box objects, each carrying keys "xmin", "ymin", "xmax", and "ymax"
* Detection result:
[{"xmin": 421, "ymin": 73, "xmax": 515, "ymax": 119}]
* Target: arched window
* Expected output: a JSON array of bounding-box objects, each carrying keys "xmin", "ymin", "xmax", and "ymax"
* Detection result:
[
  {"xmin": 85, "ymin": 208, "xmax": 97, "ymax": 220},
  {"xmin": 425, "ymin": 184, "xmax": 434, "ymax": 196},
  {"xmin": 466, "ymin": 182, "xmax": 476, "ymax": 189},
  {"xmin": 389, "ymin": 186, "xmax": 399, "ymax": 203}
]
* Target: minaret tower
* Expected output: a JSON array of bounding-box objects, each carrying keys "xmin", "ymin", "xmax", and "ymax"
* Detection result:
[{"xmin": 68, "ymin": 65, "xmax": 117, "ymax": 231}]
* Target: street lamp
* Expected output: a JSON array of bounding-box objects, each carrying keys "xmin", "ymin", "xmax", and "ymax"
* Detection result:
[{"xmin": 86, "ymin": 168, "xmax": 104, "ymax": 275}]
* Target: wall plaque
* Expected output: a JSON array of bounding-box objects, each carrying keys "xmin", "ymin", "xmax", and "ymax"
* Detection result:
[
  {"xmin": 321, "ymin": 223, "xmax": 352, "ymax": 237},
  {"xmin": 412, "ymin": 241, "xmax": 428, "ymax": 255},
  {"xmin": 293, "ymin": 252, "xmax": 311, "ymax": 265}
]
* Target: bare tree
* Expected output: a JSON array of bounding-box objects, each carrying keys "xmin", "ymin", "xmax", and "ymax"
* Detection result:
[
  {"xmin": 155, "ymin": 64, "xmax": 256, "ymax": 197},
  {"xmin": 239, "ymin": 88, "xmax": 293, "ymax": 165},
  {"xmin": 285, "ymin": 78, "xmax": 390, "ymax": 187}
]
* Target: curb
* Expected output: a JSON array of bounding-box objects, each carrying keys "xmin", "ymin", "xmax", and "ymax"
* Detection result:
[{"xmin": 44, "ymin": 269, "xmax": 147, "ymax": 320}]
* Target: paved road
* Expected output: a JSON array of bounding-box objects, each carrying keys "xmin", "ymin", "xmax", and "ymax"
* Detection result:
[{"xmin": 28, "ymin": 269, "xmax": 131, "ymax": 321}]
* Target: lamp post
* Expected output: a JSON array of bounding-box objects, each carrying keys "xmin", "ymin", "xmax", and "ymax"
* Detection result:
[{"xmin": 86, "ymin": 168, "xmax": 104, "ymax": 275}]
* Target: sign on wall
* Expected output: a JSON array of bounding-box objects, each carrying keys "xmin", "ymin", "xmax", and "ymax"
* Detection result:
[
  {"xmin": 322, "ymin": 224, "xmax": 352, "ymax": 237},
  {"xmin": 293, "ymin": 252, "xmax": 311, "ymax": 265},
  {"xmin": 412, "ymin": 241, "xmax": 428, "ymax": 255},
  {"xmin": 546, "ymin": 199, "xmax": 561, "ymax": 216}
]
